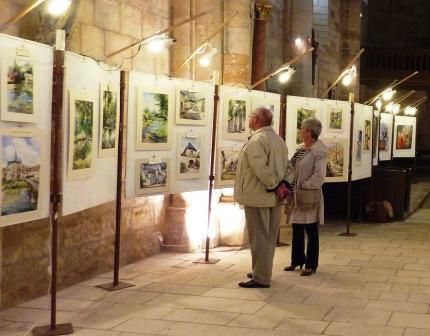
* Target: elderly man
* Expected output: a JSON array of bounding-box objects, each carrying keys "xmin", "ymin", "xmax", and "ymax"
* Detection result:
[{"xmin": 234, "ymin": 107, "xmax": 290, "ymax": 288}]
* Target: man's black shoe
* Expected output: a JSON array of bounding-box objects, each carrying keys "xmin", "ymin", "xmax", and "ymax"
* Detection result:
[{"xmin": 238, "ymin": 279, "xmax": 270, "ymax": 288}]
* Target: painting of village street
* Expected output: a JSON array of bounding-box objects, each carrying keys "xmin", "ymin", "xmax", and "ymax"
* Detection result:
[
  {"xmin": 178, "ymin": 90, "xmax": 206, "ymax": 125},
  {"xmin": 1, "ymin": 135, "xmax": 40, "ymax": 216},
  {"xmin": 136, "ymin": 159, "xmax": 169, "ymax": 195},
  {"xmin": 72, "ymin": 100, "xmax": 94, "ymax": 171},
  {"xmin": 296, "ymin": 107, "xmax": 316, "ymax": 144},
  {"xmin": 138, "ymin": 91, "xmax": 169, "ymax": 149},
  {"xmin": 226, "ymin": 99, "xmax": 247, "ymax": 136},
  {"xmin": 217, "ymin": 148, "xmax": 240, "ymax": 187},
  {"xmin": 177, "ymin": 135, "xmax": 201, "ymax": 179},
  {"xmin": 100, "ymin": 88, "xmax": 118, "ymax": 154},
  {"xmin": 324, "ymin": 139, "xmax": 347, "ymax": 182},
  {"xmin": 7, "ymin": 56, "xmax": 34, "ymax": 115}
]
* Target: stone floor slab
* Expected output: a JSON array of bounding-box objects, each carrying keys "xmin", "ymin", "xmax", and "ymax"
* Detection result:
[
  {"xmin": 324, "ymin": 307, "xmax": 391, "ymax": 325},
  {"xmin": 162, "ymin": 308, "xmax": 239, "ymax": 325},
  {"xmin": 389, "ymin": 312, "xmax": 430, "ymax": 329},
  {"xmin": 324, "ymin": 322, "xmax": 404, "ymax": 336}
]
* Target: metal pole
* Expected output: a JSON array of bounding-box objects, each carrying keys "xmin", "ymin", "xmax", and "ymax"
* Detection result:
[
  {"xmin": 97, "ymin": 71, "xmax": 135, "ymax": 291},
  {"xmin": 194, "ymin": 85, "xmax": 220, "ymax": 264},
  {"xmin": 32, "ymin": 49, "xmax": 73, "ymax": 336},
  {"xmin": 339, "ymin": 94, "xmax": 357, "ymax": 237}
]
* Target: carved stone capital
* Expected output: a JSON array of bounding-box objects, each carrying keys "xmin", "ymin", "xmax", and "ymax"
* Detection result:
[{"xmin": 255, "ymin": 3, "xmax": 272, "ymax": 21}]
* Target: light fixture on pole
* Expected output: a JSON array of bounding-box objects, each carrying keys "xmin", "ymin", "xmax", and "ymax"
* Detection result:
[
  {"xmin": 47, "ymin": 0, "xmax": 71, "ymax": 16},
  {"xmin": 146, "ymin": 33, "xmax": 176, "ymax": 53},
  {"xmin": 405, "ymin": 106, "xmax": 417, "ymax": 116},
  {"xmin": 392, "ymin": 103, "xmax": 401, "ymax": 115},
  {"xmin": 385, "ymin": 102, "xmax": 394, "ymax": 113},
  {"xmin": 375, "ymin": 99, "xmax": 382, "ymax": 111},
  {"xmin": 197, "ymin": 43, "xmax": 218, "ymax": 67},
  {"xmin": 340, "ymin": 65, "xmax": 357, "ymax": 87},
  {"xmin": 278, "ymin": 66, "xmax": 296, "ymax": 84},
  {"xmin": 295, "ymin": 37, "xmax": 305, "ymax": 52},
  {"xmin": 382, "ymin": 88, "xmax": 396, "ymax": 101}
]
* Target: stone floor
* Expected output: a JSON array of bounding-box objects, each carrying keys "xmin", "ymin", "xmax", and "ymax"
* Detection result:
[{"xmin": 2, "ymin": 203, "xmax": 430, "ymax": 336}]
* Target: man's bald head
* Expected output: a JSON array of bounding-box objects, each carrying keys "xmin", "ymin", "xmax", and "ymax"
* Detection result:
[{"xmin": 254, "ymin": 107, "xmax": 273, "ymax": 127}]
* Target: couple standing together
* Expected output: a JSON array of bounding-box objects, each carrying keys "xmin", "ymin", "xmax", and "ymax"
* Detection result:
[{"xmin": 234, "ymin": 107, "xmax": 328, "ymax": 288}]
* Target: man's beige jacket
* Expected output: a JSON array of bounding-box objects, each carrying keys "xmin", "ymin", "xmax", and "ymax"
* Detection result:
[{"xmin": 234, "ymin": 126, "xmax": 289, "ymax": 207}]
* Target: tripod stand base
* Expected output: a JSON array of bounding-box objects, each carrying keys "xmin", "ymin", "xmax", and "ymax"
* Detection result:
[
  {"xmin": 338, "ymin": 232, "xmax": 357, "ymax": 237},
  {"xmin": 193, "ymin": 257, "xmax": 220, "ymax": 264},
  {"xmin": 96, "ymin": 281, "xmax": 135, "ymax": 291},
  {"xmin": 32, "ymin": 323, "xmax": 74, "ymax": 336}
]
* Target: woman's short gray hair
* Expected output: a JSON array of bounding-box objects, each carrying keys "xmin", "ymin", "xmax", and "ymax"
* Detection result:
[{"xmin": 301, "ymin": 118, "xmax": 322, "ymax": 139}]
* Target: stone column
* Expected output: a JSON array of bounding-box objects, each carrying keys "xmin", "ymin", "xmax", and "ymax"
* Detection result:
[{"xmin": 251, "ymin": 2, "xmax": 272, "ymax": 90}]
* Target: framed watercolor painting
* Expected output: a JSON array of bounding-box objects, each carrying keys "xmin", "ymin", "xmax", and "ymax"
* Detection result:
[
  {"xmin": 135, "ymin": 157, "xmax": 169, "ymax": 195},
  {"xmin": 215, "ymin": 146, "xmax": 241, "ymax": 187},
  {"xmin": 175, "ymin": 87, "xmax": 209, "ymax": 126},
  {"xmin": 221, "ymin": 89, "xmax": 251, "ymax": 142},
  {"xmin": 136, "ymin": 86, "xmax": 173, "ymax": 150},
  {"xmin": 99, "ymin": 83, "xmax": 120, "ymax": 157},
  {"xmin": 1, "ymin": 48, "xmax": 38, "ymax": 123},
  {"xmin": 322, "ymin": 138, "xmax": 348, "ymax": 182},
  {"xmin": 68, "ymin": 91, "xmax": 97, "ymax": 180},
  {"xmin": 176, "ymin": 132, "xmax": 202, "ymax": 179}
]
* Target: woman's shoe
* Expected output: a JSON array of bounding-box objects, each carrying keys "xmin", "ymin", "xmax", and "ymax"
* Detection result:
[
  {"xmin": 300, "ymin": 269, "xmax": 316, "ymax": 276},
  {"xmin": 283, "ymin": 264, "xmax": 304, "ymax": 271}
]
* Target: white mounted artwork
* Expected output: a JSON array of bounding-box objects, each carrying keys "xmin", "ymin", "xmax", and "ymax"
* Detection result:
[
  {"xmin": 363, "ymin": 119, "xmax": 372, "ymax": 152},
  {"xmin": 1, "ymin": 48, "xmax": 38, "ymax": 123},
  {"xmin": 99, "ymin": 83, "xmax": 120, "ymax": 157},
  {"xmin": 176, "ymin": 131, "xmax": 203, "ymax": 179},
  {"xmin": 326, "ymin": 104, "xmax": 344, "ymax": 132},
  {"xmin": 286, "ymin": 96, "xmax": 322, "ymax": 155},
  {"xmin": 354, "ymin": 129, "xmax": 363, "ymax": 165},
  {"xmin": 175, "ymin": 85, "xmax": 210, "ymax": 126},
  {"xmin": 322, "ymin": 138, "xmax": 348, "ymax": 183},
  {"xmin": 379, "ymin": 112, "xmax": 393, "ymax": 161},
  {"xmin": 220, "ymin": 86, "xmax": 251, "ymax": 141},
  {"xmin": 68, "ymin": 90, "xmax": 97, "ymax": 180},
  {"xmin": 393, "ymin": 115, "xmax": 416, "ymax": 158},
  {"xmin": 215, "ymin": 146, "xmax": 241, "ymax": 188},
  {"xmin": 136, "ymin": 85, "xmax": 173, "ymax": 151},
  {"xmin": 135, "ymin": 157, "xmax": 170, "ymax": 195},
  {"xmin": 352, "ymin": 103, "xmax": 373, "ymax": 181},
  {"xmin": 0, "ymin": 128, "xmax": 46, "ymax": 226}
]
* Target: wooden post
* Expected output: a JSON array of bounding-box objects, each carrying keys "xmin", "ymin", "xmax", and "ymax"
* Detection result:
[
  {"xmin": 97, "ymin": 71, "xmax": 135, "ymax": 291},
  {"xmin": 194, "ymin": 85, "xmax": 220, "ymax": 264}
]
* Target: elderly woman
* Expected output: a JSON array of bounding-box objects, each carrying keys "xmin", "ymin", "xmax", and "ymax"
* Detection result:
[{"xmin": 284, "ymin": 118, "xmax": 328, "ymax": 276}]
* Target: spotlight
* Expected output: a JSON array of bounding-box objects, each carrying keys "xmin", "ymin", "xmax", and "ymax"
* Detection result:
[
  {"xmin": 341, "ymin": 65, "xmax": 357, "ymax": 87},
  {"xmin": 47, "ymin": 0, "xmax": 72, "ymax": 16},
  {"xmin": 278, "ymin": 66, "xmax": 296, "ymax": 84},
  {"xmin": 382, "ymin": 88, "xmax": 396, "ymax": 101},
  {"xmin": 375, "ymin": 99, "xmax": 382, "ymax": 110},
  {"xmin": 295, "ymin": 37, "xmax": 304, "ymax": 49},
  {"xmin": 147, "ymin": 34, "xmax": 176, "ymax": 53},
  {"xmin": 198, "ymin": 47, "xmax": 218, "ymax": 67},
  {"xmin": 385, "ymin": 102, "xmax": 394, "ymax": 113},
  {"xmin": 405, "ymin": 106, "xmax": 417, "ymax": 116},
  {"xmin": 392, "ymin": 104, "xmax": 400, "ymax": 115}
]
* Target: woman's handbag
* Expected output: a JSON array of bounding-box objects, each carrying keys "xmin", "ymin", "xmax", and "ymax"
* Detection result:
[{"xmin": 294, "ymin": 189, "xmax": 321, "ymax": 210}]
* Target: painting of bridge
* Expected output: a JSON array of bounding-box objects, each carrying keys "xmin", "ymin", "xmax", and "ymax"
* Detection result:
[{"xmin": 1, "ymin": 135, "xmax": 40, "ymax": 216}]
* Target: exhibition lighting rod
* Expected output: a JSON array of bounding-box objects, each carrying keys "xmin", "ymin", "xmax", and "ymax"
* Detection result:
[
  {"xmin": 321, "ymin": 48, "xmax": 365, "ymax": 98},
  {"xmin": 249, "ymin": 47, "xmax": 314, "ymax": 89},
  {"xmin": 172, "ymin": 11, "xmax": 239, "ymax": 74},
  {"xmin": 403, "ymin": 97, "xmax": 427, "ymax": 111},
  {"xmin": 364, "ymin": 71, "xmax": 419, "ymax": 105},
  {"xmin": 392, "ymin": 90, "xmax": 416, "ymax": 105},
  {"xmin": 104, "ymin": 10, "xmax": 211, "ymax": 60},
  {"xmin": 0, "ymin": 0, "xmax": 47, "ymax": 28}
]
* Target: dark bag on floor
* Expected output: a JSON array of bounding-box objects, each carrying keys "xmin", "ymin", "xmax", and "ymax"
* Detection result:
[{"xmin": 366, "ymin": 201, "xmax": 394, "ymax": 222}]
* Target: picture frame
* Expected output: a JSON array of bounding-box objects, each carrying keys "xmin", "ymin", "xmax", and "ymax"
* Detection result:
[
  {"xmin": 215, "ymin": 146, "xmax": 241, "ymax": 188},
  {"xmin": 0, "ymin": 128, "xmax": 45, "ymax": 226},
  {"xmin": 176, "ymin": 131, "xmax": 203, "ymax": 180},
  {"xmin": 98, "ymin": 83, "xmax": 120, "ymax": 158},
  {"xmin": 135, "ymin": 157, "xmax": 170, "ymax": 195},
  {"xmin": 321, "ymin": 138, "xmax": 348, "ymax": 183},
  {"xmin": 354, "ymin": 129, "xmax": 363, "ymax": 164},
  {"xmin": 1, "ymin": 48, "xmax": 38, "ymax": 123},
  {"xmin": 68, "ymin": 90, "xmax": 97, "ymax": 180},
  {"xmin": 175, "ymin": 86, "xmax": 209, "ymax": 126},
  {"xmin": 326, "ymin": 104, "xmax": 344, "ymax": 132},
  {"xmin": 136, "ymin": 86, "xmax": 173, "ymax": 151},
  {"xmin": 363, "ymin": 119, "xmax": 371, "ymax": 152},
  {"xmin": 393, "ymin": 115, "xmax": 416, "ymax": 158},
  {"xmin": 221, "ymin": 89, "xmax": 251, "ymax": 142}
]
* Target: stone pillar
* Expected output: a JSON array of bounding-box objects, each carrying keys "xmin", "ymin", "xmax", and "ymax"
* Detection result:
[{"xmin": 251, "ymin": 2, "xmax": 272, "ymax": 90}]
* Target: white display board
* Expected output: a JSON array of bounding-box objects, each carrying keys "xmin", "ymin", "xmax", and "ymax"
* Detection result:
[
  {"xmin": 352, "ymin": 103, "xmax": 373, "ymax": 181},
  {"xmin": 0, "ymin": 34, "xmax": 52, "ymax": 227},
  {"xmin": 126, "ymin": 72, "xmax": 214, "ymax": 197},
  {"xmin": 379, "ymin": 112, "xmax": 393, "ymax": 161},
  {"xmin": 62, "ymin": 52, "xmax": 119, "ymax": 216},
  {"xmin": 393, "ymin": 115, "xmax": 416, "ymax": 158}
]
